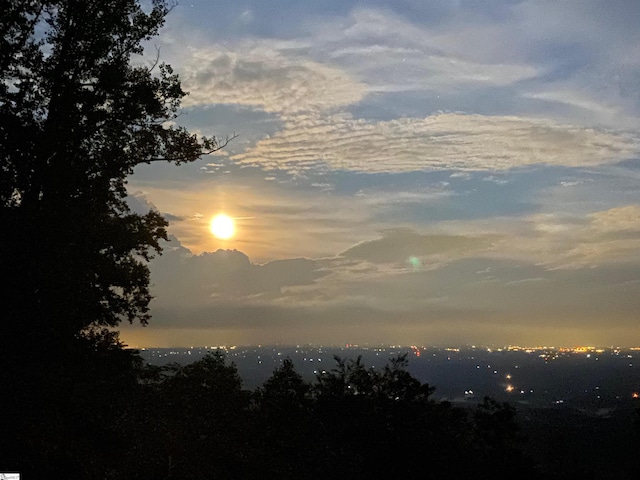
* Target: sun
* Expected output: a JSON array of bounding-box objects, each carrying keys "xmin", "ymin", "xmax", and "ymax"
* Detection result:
[{"xmin": 210, "ymin": 214, "xmax": 235, "ymax": 240}]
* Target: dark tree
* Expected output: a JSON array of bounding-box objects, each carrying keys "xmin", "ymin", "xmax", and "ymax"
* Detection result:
[
  {"xmin": 0, "ymin": 0, "xmax": 237, "ymax": 372},
  {"xmin": 0, "ymin": 1, "xmax": 229, "ymax": 476},
  {"xmin": 251, "ymin": 359, "xmax": 328, "ymax": 479},
  {"xmin": 154, "ymin": 352, "xmax": 253, "ymax": 479},
  {"xmin": 309, "ymin": 355, "xmax": 536, "ymax": 480},
  {"xmin": 0, "ymin": 0, "xmax": 230, "ymax": 352},
  {"xmin": 0, "ymin": 0, "xmax": 230, "ymax": 354}
]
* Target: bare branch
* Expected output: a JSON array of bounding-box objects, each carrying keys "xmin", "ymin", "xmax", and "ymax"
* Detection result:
[
  {"xmin": 202, "ymin": 132, "xmax": 239, "ymax": 154},
  {"xmin": 146, "ymin": 45, "xmax": 161, "ymax": 73}
]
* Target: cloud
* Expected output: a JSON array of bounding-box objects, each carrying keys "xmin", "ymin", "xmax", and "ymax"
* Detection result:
[
  {"xmin": 166, "ymin": 6, "xmax": 640, "ymax": 176},
  {"xmin": 126, "ymin": 191, "xmax": 161, "ymax": 215},
  {"xmin": 341, "ymin": 228, "xmax": 496, "ymax": 265},
  {"xmin": 140, "ymin": 237, "xmax": 640, "ymax": 348},
  {"xmin": 589, "ymin": 205, "xmax": 640, "ymax": 233},
  {"xmin": 150, "ymin": 238, "xmax": 327, "ymax": 307},
  {"xmin": 320, "ymin": 7, "xmax": 541, "ymax": 93},
  {"xmin": 180, "ymin": 43, "xmax": 368, "ymax": 114},
  {"xmin": 484, "ymin": 205, "xmax": 640, "ymax": 269},
  {"xmin": 229, "ymin": 112, "xmax": 638, "ymax": 174}
]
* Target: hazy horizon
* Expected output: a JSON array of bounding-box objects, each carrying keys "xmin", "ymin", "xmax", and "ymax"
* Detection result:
[{"xmin": 122, "ymin": 329, "xmax": 640, "ymax": 351}]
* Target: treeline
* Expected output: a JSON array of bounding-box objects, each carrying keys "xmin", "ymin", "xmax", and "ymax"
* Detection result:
[{"xmin": 4, "ymin": 345, "xmax": 537, "ymax": 479}]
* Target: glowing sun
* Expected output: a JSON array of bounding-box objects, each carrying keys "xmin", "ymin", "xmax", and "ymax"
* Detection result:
[{"xmin": 210, "ymin": 214, "xmax": 235, "ymax": 239}]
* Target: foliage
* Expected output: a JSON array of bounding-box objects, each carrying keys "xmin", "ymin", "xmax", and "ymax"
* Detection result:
[
  {"xmin": 251, "ymin": 358, "xmax": 327, "ymax": 479},
  {"xmin": 308, "ymin": 353, "xmax": 533, "ymax": 479},
  {"xmin": 0, "ymin": 1, "xmax": 230, "ymax": 477},
  {"xmin": 116, "ymin": 352, "xmax": 535, "ymax": 480},
  {"xmin": 139, "ymin": 352, "xmax": 254, "ymax": 479},
  {"xmin": 0, "ymin": 0, "xmax": 231, "ymax": 353}
]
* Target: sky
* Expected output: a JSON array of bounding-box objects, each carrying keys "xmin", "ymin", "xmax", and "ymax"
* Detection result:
[{"xmin": 122, "ymin": 0, "xmax": 640, "ymax": 348}]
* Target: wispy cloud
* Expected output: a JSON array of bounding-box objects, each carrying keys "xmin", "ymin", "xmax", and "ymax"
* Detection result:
[{"xmin": 229, "ymin": 112, "xmax": 638, "ymax": 174}]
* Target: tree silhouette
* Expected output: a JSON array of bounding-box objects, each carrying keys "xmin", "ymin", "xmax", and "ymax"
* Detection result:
[
  {"xmin": 1, "ymin": 0, "xmax": 230, "ymax": 354},
  {"xmin": 0, "ymin": 1, "xmax": 230, "ymax": 476},
  {"xmin": 252, "ymin": 358, "xmax": 328, "ymax": 479},
  {"xmin": 154, "ymin": 352, "xmax": 253, "ymax": 479},
  {"xmin": 308, "ymin": 354, "xmax": 536, "ymax": 479}
]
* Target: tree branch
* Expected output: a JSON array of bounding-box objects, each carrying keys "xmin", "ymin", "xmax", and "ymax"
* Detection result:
[{"xmin": 145, "ymin": 133, "xmax": 238, "ymax": 163}]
